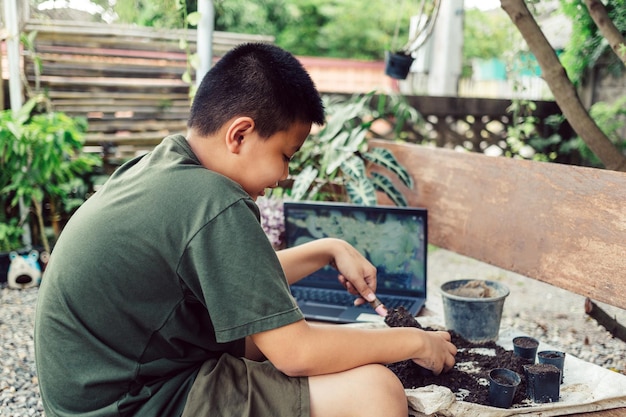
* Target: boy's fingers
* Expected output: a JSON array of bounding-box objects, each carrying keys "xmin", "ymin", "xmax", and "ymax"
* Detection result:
[
  {"xmin": 339, "ymin": 275, "xmax": 373, "ymax": 300},
  {"xmin": 341, "ymin": 271, "xmax": 377, "ymax": 301},
  {"xmin": 353, "ymin": 296, "xmax": 366, "ymax": 306},
  {"xmin": 351, "ymin": 280, "xmax": 376, "ymax": 302}
]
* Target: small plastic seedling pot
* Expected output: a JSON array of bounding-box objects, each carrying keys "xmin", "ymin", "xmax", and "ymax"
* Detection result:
[
  {"xmin": 524, "ymin": 363, "xmax": 561, "ymax": 403},
  {"xmin": 538, "ymin": 350, "xmax": 566, "ymax": 383},
  {"xmin": 513, "ymin": 336, "xmax": 539, "ymax": 363},
  {"xmin": 488, "ymin": 368, "xmax": 521, "ymax": 409}
]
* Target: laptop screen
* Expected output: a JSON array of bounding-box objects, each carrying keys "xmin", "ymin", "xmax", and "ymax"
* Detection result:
[{"xmin": 283, "ymin": 201, "xmax": 428, "ymax": 298}]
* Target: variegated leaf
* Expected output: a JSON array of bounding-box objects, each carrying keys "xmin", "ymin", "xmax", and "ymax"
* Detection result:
[
  {"xmin": 291, "ymin": 165, "xmax": 318, "ymax": 201},
  {"xmin": 346, "ymin": 177, "xmax": 377, "ymax": 206},
  {"xmin": 363, "ymin": 148, "xmax": 414, "ymax": 189},
  {"xmin": 340, "ymin": 156, "xmax": 366, "ymax": 181},
  {"xmin": 370, "ymin": 171, "xmax": 407, "ymax": 206}
]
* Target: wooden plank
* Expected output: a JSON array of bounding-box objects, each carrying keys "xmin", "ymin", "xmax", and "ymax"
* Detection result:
[
  {"xmin": 52, "ymin": 100, "xmax": 186, "ymax": 109},
  {"xmin": 28, "ymin": 54, "xmax": 187, "ymax": 70},
  {"xmin": 47, "ymin": 91, "xmax": 190, "ymax": 100},
  {"xmin": 51, "ymin": 98, "xmax": 189, "ymax": 107},
  {"xmin": 370, "ymin": 139, "xmax": 626, "ymax": 310},
  {"xmin": 31, "ymin": 45, "xmax": 188, "ymax": 61},
  {"xmin": 86, "ymin": 120, "xmax": 187, "ymax": 133},
  {"xmin": 27, "ymin": 65, "xmax": 184, "ymax": 79},
  {"xmin": 80, "ymin": 113, "xmax": 187, "ymax": 122},
  {"xmin": 84, "ymin": 131, "xmax": 175, "ymax": 146},
  {"xmin": 25, "ymin": 20, "xmax": 190, "ymax": 41},
  {"xmin": 54, "ymin": 104, "xmax": 188, "ymax": 114},
  {"xmin": 25, "ymin": 20, "xmax": 274, "ymax": 49},
  {"xmin": 35, "ymin": 75, "xmax": 188, "ymax": 88}
]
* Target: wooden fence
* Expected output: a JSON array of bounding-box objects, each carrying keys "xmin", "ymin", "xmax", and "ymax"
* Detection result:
[
  {"xmin": 21, "ymin": 20, "xmax": 273, "ymax": 158},
  {"xmin": 365, "ymin": 94, "xmax": 577, "ymax": 165}
]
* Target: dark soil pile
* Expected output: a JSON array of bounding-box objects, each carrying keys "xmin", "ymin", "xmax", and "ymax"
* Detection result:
[{"xmin": 385, "ymin": 307, "xmax": 531, "ymax": 406}]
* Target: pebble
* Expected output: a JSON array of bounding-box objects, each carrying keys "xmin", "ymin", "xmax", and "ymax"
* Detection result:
[
  {"xmin": 501, "ymin": 311, "xmax": 626, "ymax": 374},
  {"xmin": 1, "ymin": 282, "xmax": 624, "ymax": 416},
  {"xmin": 1, "ymin": 286, "xmax": 45, "ymax": 416}
]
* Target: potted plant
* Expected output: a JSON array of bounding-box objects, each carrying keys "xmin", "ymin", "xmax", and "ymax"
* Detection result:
[
  {"xmin": 285, "ymin": 91, "xmax": 417, "ymax": 206},
  {"xmin": 0, "ymin": 95, "xmax": 101, "ymax": 282},
  {"xmin": 385, "ymin": 0, "xmax": 441, "ymax": 80}
]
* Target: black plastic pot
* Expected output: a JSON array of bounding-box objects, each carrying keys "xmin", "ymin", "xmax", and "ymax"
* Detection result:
[
  {"xmin": 513, "ymin": 336, "xmax": 539, "ymax": 363},
  {"xmin": 524, "ymin": 363, "xmax": 561, "ymax": 403},
  {"xmin": 384, "ymin": 51, "xmax": 414, "ymax": 80},
  {"xmin": 538, "ymin": 350, "xmax": 566, "ymax": 383},
  {"xmin": 488, "ymin": 368, "xmax": 521, "ymax": 409}
]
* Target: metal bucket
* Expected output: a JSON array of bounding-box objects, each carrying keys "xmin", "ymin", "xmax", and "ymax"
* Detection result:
[{"xmin": 440, "ymin": 279, "xmax": 510, "ymax": 343}]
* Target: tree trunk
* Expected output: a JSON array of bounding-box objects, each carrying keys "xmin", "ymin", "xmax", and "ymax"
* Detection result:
[
  {"xmin": 583, "ymin": 0, "xmax": 626, "ymax": 66},
  {"xmin": 500, "ymin": 0, "xmax": 626, "ymax": 172}
]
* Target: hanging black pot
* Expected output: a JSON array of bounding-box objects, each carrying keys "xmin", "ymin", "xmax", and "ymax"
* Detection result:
[{"xmin": 384, "ymin": 51, "xmax": 414, "ymax": 80}]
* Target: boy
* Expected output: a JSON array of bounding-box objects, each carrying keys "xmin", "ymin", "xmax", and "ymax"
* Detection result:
[{"xmin": 35, "ymin": 43, "xmax": 456, "ymax": 417}]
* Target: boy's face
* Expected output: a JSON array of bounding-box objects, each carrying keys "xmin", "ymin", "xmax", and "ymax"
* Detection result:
[{"xmin": 236, "ymin": 121, "xmax": 311, "ymax": 200}]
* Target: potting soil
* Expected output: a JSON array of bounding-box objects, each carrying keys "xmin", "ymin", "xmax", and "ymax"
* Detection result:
[{"xmin": 385, "ymin": 307, "xmax": 530, "ymax": 406}]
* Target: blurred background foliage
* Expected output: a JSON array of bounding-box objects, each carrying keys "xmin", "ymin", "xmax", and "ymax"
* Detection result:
[{"xmin": 30, "ymin": 0, "xmax": 625, "ymax": 80}]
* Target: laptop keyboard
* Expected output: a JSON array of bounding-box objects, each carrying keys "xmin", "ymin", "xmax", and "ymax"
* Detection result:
[{"xmin": 291, "ymin": 287, "xmax": 415, "ymax": 310}]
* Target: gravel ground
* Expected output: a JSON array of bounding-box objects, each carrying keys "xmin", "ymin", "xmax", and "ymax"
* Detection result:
[
  {"xmin": 1, "ymin": 248, "xmax": 625, "ymax": 416},
  {"xmin": 1, "ymin": 285, "xmax": 42, "ymax": 416}
]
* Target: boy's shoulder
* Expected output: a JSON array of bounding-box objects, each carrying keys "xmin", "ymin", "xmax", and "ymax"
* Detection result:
[{"xmin": 98, "ymin": 134, "xmax": 251, "ymax": 211}]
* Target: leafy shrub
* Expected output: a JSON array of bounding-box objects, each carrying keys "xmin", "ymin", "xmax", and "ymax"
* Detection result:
[{"xmin": 286, "ymin": 92, "xmax": 416, "ymax": 206}]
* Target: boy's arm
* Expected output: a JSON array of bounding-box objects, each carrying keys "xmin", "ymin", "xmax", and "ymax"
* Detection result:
[
  {"xmin": 250, "ymin": 319, "xmax": 456, "ymax": 377},
  {"xmin": 276, "ymin": 238, "xmax": 378, "ymax": 304},
  {"xmin": 267, "ymin": 238, "xmax": 457, "ymax": 376}
]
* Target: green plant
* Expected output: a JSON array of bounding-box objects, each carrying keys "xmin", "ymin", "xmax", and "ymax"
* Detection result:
[
  {"xmin": 0, "ymin": 218, "xmax": 24, "ymax": 253},
  {"xmin": 178, "ymin": 0, "xmax": 200, "ymax": 98},
  {"xmin": 505, "ymin": 97, "xmax": 576, "ymax": 163},
  {"xmin": 505, "ymin": 98, "xmax": 540, "ymax": 159},
  {"xmin": 286, "ymin": 92, "xmax": 415, "ymax": 206},
  {"xmin": 0, "ymin": 96, "xmax": 101, "ymax": 253},
  {"xmin": 574, "ymin": 95, "xmax": 626, "ymax": 168},
  {"xmin": 560, "ymin": 0, "xmax": 626, "ymax": 86}
]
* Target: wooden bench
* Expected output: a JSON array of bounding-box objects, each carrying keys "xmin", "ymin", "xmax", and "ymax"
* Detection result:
[{"xmin": 370, "ymin": 139, "xmax": 626, "ymax": 416}]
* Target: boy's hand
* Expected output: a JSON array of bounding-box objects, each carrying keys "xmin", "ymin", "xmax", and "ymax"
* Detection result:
[
  {"xmin": 329, "ymin": 240, "xmax": 378, "ymax": 305},
  {"xmin": 412, "ymin": 330, "xmax": 457, "ymax": 375}
]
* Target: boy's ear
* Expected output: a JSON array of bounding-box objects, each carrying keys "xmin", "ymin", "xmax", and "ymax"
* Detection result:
[{"xmin": 225, "ymin": 117, "xmax": 255, "ymax": 154}]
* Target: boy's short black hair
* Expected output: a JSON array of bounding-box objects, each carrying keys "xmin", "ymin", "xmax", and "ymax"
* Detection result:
[{"xmin": 188, "ymin": 43, "xmax": 325, "ymax": 138}]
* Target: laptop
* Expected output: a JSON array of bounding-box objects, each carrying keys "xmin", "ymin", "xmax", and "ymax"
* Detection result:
[{"xmin": 283, "ymin": 201, "xmax": 428, "ymax": 323}]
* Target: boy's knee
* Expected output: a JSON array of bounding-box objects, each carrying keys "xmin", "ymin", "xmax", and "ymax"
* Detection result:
[
  {"xmin": 366, "ymin": 364, "xmax": 406, "ymax": 398},
  {"xmin": 309, "ymin": 365, "xmax": 407, "ymax": 417},
  {"xmin": 356, "ymin": 364, "xmax": 407, "ymax": 415}
]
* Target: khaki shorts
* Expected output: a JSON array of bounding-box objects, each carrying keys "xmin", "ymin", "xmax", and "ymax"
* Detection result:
[{"xmin": 181, "ymin": 354, "xmax": 310, "ymax": 417}]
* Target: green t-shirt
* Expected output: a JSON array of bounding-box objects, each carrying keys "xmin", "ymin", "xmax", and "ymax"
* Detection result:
[{"xmin": 34, "ymin": 135, "xmax": 303, "ymax": 417}]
